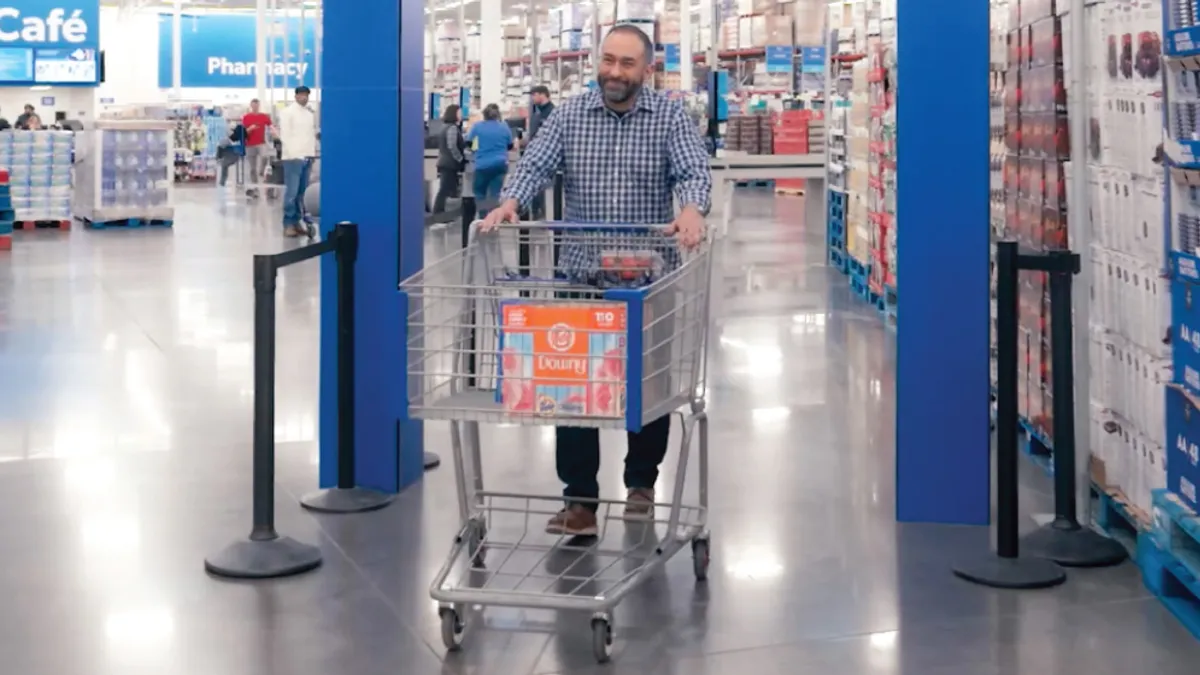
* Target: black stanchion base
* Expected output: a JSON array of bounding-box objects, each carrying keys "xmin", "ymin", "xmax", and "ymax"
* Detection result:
[
  {"xmin": 952, "ymin": 555, "xmax": 1067, "ymax": 589},
  {"xmin": 1020, "ymin": 521, "xmax": 1128, "ymax": 567},
  {"xmin": 205, "ymin": 536, "xmax": 323, "ymax": 580},
  {"xmin": 424, "ymin": 452, "xmax": 442, "ymax": 470},
  {"xmin": 300, "ymin": 487, "xmax": 395, "ymax": 514}
]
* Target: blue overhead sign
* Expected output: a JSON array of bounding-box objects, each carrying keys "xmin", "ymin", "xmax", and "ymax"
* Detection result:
[
  {"xmin": 0, "ymin": 2, "xmax": 100, "ymax": 85},
  {"xmin": 0, "ymin": 1, "xmax": 99, "ymax": 47},
  {"xmin": 157, "ymin": 13, "xmax": 317, "ymax": 89}
]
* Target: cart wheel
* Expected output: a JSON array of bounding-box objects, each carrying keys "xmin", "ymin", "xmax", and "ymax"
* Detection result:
[
  {"xmin": 590, "ymin": 616, "xmax": 613, "ymax": 663},
  {"xmin": 439, "ymin": 606, "xmax": 466, "ymax": 651},
  {"xmin": 692, "ymin": 536, "xmax": 711, "ymax": 581}
]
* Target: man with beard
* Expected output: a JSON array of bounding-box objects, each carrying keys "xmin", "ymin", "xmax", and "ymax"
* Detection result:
[{"xmin": 481, "ymin": 23, "xmax": 711, "ymax": 536}]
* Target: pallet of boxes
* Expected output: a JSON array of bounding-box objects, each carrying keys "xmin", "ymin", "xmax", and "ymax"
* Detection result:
[{"xmin": 0, "ymin": 169, "xmax": 11, "ymax": 251}]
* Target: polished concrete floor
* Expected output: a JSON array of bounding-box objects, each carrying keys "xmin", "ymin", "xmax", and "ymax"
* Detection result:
[{"xmin": 0, "ymin": 187, "xmax": 1197, "ymax": 675}]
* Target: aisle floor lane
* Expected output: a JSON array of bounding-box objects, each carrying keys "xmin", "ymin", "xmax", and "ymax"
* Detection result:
[{"xmin": 0, "ymin": 187, "xmax": 1195, "ymax": 674}]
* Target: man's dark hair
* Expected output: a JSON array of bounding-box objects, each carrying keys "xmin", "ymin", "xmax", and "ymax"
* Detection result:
[
  {"xmin": 531, "ymin": 85, "xmax": 550, "ymax": 98},
  {"xmin": 294, "ymin": 85, "xmax": 311, "ymax": 95},
  {"xmin": 441, "ymin": 103, "xmax": 460, "ymax": 124},
  {"xmin": 483, "ymin": 103, "xmax": 501, "ymax": 121},
  {"xmin": 605, "ymin": 23, "xmax": 655, "ymax": 65}
]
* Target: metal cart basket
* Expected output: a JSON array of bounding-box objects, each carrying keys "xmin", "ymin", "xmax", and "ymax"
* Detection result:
[{"xmin": 398, "ymin": 222, "xmax": 714, "ymax": 662}]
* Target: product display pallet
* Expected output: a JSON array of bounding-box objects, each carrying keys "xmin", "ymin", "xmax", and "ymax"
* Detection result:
[
  {"xmin": 1139, "ymin": 531, "xmax": 1200, "ymax": 642},
  {"xmin": 829, "ymin": 247, "xmax": 848, "ymax": 273},
  {"xmin": 1094, "ymin": 484, "xmax": 1150, "ymax": 557},
  {"xmin": 882, "ymin": 285, "xmax": 897, "ymax": 329},
  {"xmin": 735, "ymin": 180, "xmax": 775, "ymax": 188},
  {"xmin": 81, "ymin": 217, "xmax": 174, "ymax": 230},
  {"xmin": 14, "ymin": 220, "xmax": 69, "ymax": 231},
  {"xmin": 847, "ymin": 255, "xmax": 870, "ymax": 302},
  {"xmin": 829, "ymin": 216, "xmax": 845, "ymax": 252},
  {"xmin": 1019, "ymin": 417, "xmax": 1054, "ymax": 477}
]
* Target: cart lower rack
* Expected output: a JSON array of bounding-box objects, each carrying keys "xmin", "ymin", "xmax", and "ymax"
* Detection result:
[{"xmin": 399, "ymin": 222, "xmax": 714, "ymax": 662}]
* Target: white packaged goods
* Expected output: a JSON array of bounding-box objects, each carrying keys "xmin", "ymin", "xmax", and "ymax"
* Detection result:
[
  {"xmin": 615, "ymin": 0, "xmax": 655, "ymax": 21},
  {"xmin": 74, "ymin": 120, "xmax": 176, "ymax": 224},
  {"xmin": 0, "ymin": 130, "xmax": 74, "ymax": 222}
]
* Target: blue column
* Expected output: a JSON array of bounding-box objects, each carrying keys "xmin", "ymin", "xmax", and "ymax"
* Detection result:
[
  {"xmin": 894, "ymin": 0, "xmax": 991, "ymax": 524},
  {"xmin": 319, "ymin": 0, "xmax": 426, "ymax": 491}
]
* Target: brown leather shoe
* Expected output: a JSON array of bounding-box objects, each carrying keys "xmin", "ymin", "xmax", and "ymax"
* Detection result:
[
  {"xmin": 545, "ymin": 504, "xmax": 598, "ymax": 536},
  {"xmin": 622, "ymin": 488, "xmax": 655, "ymax": 520}
]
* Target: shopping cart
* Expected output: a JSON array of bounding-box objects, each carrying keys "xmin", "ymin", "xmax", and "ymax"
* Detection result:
[{"xmin": 399, "ymin": 222, "xmax": 714, "ymax": 663}]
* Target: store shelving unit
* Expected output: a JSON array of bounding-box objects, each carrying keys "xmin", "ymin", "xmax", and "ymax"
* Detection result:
[{"xmin": 825, "ymin": 0, "xmax": 890, "ymax": 318}]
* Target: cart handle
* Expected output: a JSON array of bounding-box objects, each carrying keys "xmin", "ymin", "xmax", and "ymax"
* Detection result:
[{"xmin": 470, "ymin": 220, "xmax": 673, "ymax": 237}]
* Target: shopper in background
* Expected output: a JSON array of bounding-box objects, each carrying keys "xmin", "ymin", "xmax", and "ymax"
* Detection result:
[
  {"xmin": 466, "ymin": 103, "xmax": 513, "ymax": 214},
  {"xmin": 433, "ymin": 103, "xmax": 466, "ymax": 213},
  {"xmin": 278, "ymin": 85, "xmax": 318, "ymax": 238},
  {"xmin": 481, "ymin": 24, "xmax": 711, "ymax": 536},
  {"xmin": 25, "ymin": 115, "xmax": 42, "ymax": 131},
  {"xmin": 526, "ymin": 86, "xmax": 555, "ymax": 219},
  {"xmin": 242, "ymin": 98, "xmax": 273, "ymax": 198},
  {"xmin": 15, "ymin": 104, "xmax": 34, "ymax": 130},
  {"xmin": 217, "ymin": 121, "xmax": 247, "ymax": 187},
  {"xmin": 527, "ymin": 85, "xmax": 555, "ymax": 144}
]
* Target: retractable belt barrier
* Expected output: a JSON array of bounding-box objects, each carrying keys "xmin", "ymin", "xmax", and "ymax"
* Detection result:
[
  {"xmin": 952, "ymin": 242, "xmax": 1125, "ymax": 591},
  {"xmin": 205, "ymin": 222, "xmax": 394, "ymax": 581}
]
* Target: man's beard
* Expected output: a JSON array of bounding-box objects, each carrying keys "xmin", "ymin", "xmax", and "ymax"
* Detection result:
[{"xmin": 599, "ymin": 75, "xmax": 642, "ymax": 104}]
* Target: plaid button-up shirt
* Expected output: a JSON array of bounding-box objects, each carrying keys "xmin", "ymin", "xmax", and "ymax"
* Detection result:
[{"xmin": 501, "ymin": 88, "xmax": 712, "ymax": 282}]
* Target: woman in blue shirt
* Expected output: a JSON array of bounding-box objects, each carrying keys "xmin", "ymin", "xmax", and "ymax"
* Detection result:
[{"xmin": 466, "ymin": 104, "xmax": 513, "ymax": 208}]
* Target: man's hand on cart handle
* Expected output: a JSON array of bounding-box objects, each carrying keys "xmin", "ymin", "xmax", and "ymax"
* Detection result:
[
  {"xmin": 668, "ymin": 205, "xmax": 706, "ymax": 250},
  {"xmin": 479, "ymin": 199, "xmax": 521, "ymax": 231}
]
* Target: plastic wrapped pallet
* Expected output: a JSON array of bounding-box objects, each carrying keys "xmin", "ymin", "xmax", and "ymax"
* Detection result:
[
  {"xmin": 74, "ymin": 119, "xmax": 176, "ymax": 224},
  {"xmin": 0, "ymin": 130, "xmax": 74, "ymax": 223}
]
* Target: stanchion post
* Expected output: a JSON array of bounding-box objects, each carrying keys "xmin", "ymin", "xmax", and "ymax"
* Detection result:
[
  {"xmin": 952, "ymin": 241, "xmax": 1067, "ymax": 589},
  {"xmin": 302, "ymin": 223, "xmax": 398, "ymax": 512},
  {"xmin": 205, "ymin": 255, "xmax": 323, "ymax": 579},
  {"xmin": 1019, "ymin": 250, "xmax": 1127, "ymax": 567}
]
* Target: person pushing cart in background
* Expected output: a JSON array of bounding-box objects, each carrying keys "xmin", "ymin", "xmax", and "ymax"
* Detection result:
[{"xmin": 481, "ymin": 23, "xmax": 712, "ymax": 537}]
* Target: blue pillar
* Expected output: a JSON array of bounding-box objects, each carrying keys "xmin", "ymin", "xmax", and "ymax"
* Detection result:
[
  {"xmin": 894, "ymin": 0, "xmax": 990, "ymax": 524},
  {"xmin": 319, "ymin": 0, "xmax": 426, "ymax": 491}
]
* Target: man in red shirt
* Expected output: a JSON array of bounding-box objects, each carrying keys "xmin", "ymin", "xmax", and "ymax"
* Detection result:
[{"xmin": 242, "ymin": 98, "xmax": 273, "ymax": 198}]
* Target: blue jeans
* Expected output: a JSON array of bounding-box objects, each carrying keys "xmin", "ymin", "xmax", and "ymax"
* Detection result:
[
  {"xmin": 472, "ymin": 165, "xmax": 506, "ymax": 207},
  {"xmin": 282, "ymin": 158, "xmax": 312, "ymax": 227}
]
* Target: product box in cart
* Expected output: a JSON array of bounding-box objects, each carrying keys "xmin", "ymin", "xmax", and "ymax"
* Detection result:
[
  {"xmin": 1165, "ymin": 386, "xmax": 1200, "ymax": 511},
  {"xmin": 496, "ymin": 302, "xmax": 627, "ymax": 417}
]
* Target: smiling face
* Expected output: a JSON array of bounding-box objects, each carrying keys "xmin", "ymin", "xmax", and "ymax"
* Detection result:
[{"xmin": 598, "ymin": 28, "xmax": 652, "ymax": 109}]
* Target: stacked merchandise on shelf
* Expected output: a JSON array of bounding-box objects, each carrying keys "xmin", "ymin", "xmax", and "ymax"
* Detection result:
[
  {"xmin": 824, "ymin": 3, "xmax": 857, "ymax": 274},
  {"xmin": 724, "ymin": 114, "xmax": 773, "ymax": 154},
  {"xmin": 717, "ymin": 0, "xmax": 796, "ymax": 93},
  {"xmin": 656, "ymin": 0, "xmax": 683, "ymax": 92},
  {"xmin": 998, "ymin": 0, "xmax": 1071, "ymax": 444},
  {"xmin": 544, "ymin": 2, "xmax": 598, "ymax": 101},
  {"xmin": 1071, "ymin": 0, "xmax": 1167, "ymax": 520},
  {"xmin": 0, "ymin": 130, "xmax": 74, "ymax": 226},
  {"xmin": 865, "ymin": 29, "xmax": 896, "ymax": 319},
  {"xmin": 774, "ymin": 108, "xmax": 818, "ymax": 194},
  {"xmin": 501, "ymin": 27, "xmax": 531, "ymax": 116},
  {"xmin": 1162, "ymin": 0, "xmax": 1200, "ymax": 536},
  {"xmin": 74, "ymin": 120, "xmax": 176, "ymax": 228},
  {"xmin": 991, "ymin": 0, "xmax": 1011, "ymax": 392},
  {"xmin": 824, "ymin": 0, "xmax": 874, "ymax": 298},
  {"xmin": 434, "ymin": 21, "xmax": 468, "ymax": 117}
]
